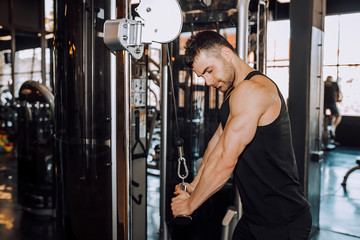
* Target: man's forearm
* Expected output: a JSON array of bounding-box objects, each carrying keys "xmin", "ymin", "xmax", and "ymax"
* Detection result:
[
  {"xmin": 191, "ymin": 157, "xmax": 206, "ymax": 187},
  {"xmin": 188, "ymin": 154, "xmax": 236, "ymax": 213}
]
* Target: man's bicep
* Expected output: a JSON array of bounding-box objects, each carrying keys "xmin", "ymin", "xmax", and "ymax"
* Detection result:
[
  {"xmin": 205, "ymin": 83, "xmax": 271, "ymax": 171},
  {"xmin": 221, "ymin": 84, "xmax": 269, "ymax": 159},
  {"xmin": 221, "ymin": 112, "xmax": 259, "ymax": 160}
]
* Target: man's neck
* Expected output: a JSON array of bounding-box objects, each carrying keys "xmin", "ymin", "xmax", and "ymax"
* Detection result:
[{"xmin": 232, "ymin": 57, "xmax": 254, "ymax": 88}]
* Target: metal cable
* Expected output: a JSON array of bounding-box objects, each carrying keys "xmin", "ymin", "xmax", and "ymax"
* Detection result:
[{"xmin": 166, "ymin": 44, "xmax": 180, "ymax": 139}]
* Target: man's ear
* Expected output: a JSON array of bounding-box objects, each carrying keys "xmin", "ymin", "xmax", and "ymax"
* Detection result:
[{"xmin": 220, "ymin": 47, "xmax": 233, "ymax": 61}]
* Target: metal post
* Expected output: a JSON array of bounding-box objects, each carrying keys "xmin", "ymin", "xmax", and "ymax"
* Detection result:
[
  {"xmin": 289, "ymin": 0, "xmax": 326, "ymax": 233},
  {"xmin": 233, "ymin": 0, "xmax": 250, "ymax": 225},
  {"xmin": 115, "ymin": 0, "xmax": 132, "ymax": 239},
  {"xmin": 237, "ymin": 0, "xmax": 250, "ymax": 61},
  {"xmin": 10, "ymin": 0, "xmax": 15, "ymax": 100},
  {"xmin": 110, "ymin": 0, "xmax": 117, "ymax": 239},
  {"xmin": 124, "ymin": 50, "xmax": 132, "ymax": 240},
  {"xmin": 10, "ymin": 28, "xmax": 15, "ymax": 101},
  {"xmin": 257, "ymin": 0, "xmax": 269, "ymax": 74},
  {"xmin": 41, "ymin": 0, "xmax": 46, "ymax": 85},
  {"xmin": 160, "ymin": 43, "xmax": 169, "ymax": 240},
  {"xmin": 125, "ymin": 1, "xmax": 132, "ymax": 238}
]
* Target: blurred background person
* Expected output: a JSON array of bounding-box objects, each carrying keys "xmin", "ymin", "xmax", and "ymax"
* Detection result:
[{"xmin": 324, "ymin": 75, "xmax": 342, "ymax": 138}]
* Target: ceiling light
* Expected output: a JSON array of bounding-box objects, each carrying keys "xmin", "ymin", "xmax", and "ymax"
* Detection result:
[
  {"xmin": 277, "ymin": 0, "xmax": 290, "ymax": 3},
  {"xmin": 45, "ymin": 33, "xmax": 54, "ymax": 39},
  {"xmin": 0, "ymin": 35, "xmax": 11, "ymax": 41}
]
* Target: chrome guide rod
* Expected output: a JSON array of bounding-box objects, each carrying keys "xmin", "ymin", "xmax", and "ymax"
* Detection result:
[
  {"xmin": 83, "ymin": 0, "xmax": 90, "ymax": 171},
  {"xmin": 257, "ymin": 0, "xmax": 269, "ymax": 73},
  {"xmin": 110, "ymin": 0, "xmax": 117, "ymax": 238},
  {"xmin": 91, "ymin": 0, "xmax": 97, "ymax": 179},
  {"xmin": 237, "ymin": 0, "xmax": 250, "ymax": 61},
  {"xmin": 160, "ymin": 44, "xmax": 169, "ymax": 240},
  {"xmin": 125, "ymin": 1, "xmax": 132, "ymax": 239},
  {"xmin": 264, "ymin": 0, "xmax": 269, "ymax": 73},
  {"xmin": 125, "ymin": 50, "xmax": 132, "ymax": 240},
  {"xmin": 235, "ymin": 0, "xmax": 250, "ymax": 220}
]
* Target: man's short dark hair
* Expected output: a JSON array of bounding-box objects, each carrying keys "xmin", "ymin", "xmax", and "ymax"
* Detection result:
[{"xmin": 184, "ymin": 31, "xmax": 237, "ymax": 69}]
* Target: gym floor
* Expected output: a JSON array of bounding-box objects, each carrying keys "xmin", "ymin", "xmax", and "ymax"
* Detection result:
[
  {"xmin": 0, "ymin": 146, "xmax": 359, "ymax": 240},
  {"xmin": 312, "ymin": 146, "xmax": 360, "ymax": 240}
]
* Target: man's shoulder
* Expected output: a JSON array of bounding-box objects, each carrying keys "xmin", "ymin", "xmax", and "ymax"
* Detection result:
[
  {"xmin": 234, "ymin": 76, "xmax": 273, "ymax": 98},
  {"xmin": 235, "ymin": 77, "xmax": 264, "ymax": 92},
  {"xmin": 230, "ymin": 79, "xmax": 272, "ymax": 111}
]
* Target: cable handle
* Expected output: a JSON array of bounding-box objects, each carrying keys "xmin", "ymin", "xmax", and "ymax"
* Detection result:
[
  {"xmin": 174, "ymin": 154, "xmax": 192, "ymax": 225},
  {"xmin": 175, "ymin": 137, "xmax": 189, "ymax": 193}
]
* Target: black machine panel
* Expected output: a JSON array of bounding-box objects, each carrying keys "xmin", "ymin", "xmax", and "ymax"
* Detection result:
[{"xmin": 54, "ymin": 0, "xmax": 112, "ymax": 239}]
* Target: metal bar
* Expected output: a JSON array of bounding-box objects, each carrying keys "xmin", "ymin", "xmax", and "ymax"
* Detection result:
[
  {"xmin": 125, "ymin": 1, "xmax": 132, "ymax": 239},
  {"xmin": 11, "ymin": 28, "xmax": 15, "ymax": 100},
  {"xmin": 263, "ymin": 0, "xmax": 269, "ymax": 74},
  {"xmin": 317, "ymin": 30, "xmax": 324, "ymax": 152},
  {"xmin": 237, "ymin": 0, "xmax": 250, "ymax": 61},
  {"xmin": 124, "ymin": 50, "xmax": 132, "ymax": 240},
  {"xmin": 83, "ymin": 0, "xmax": 90, "ymax": 173},
  {"xmin": 336, "ymin": 17, "xmax": 340, "ymax": 79},
  {"xmin": 9, "ymin": 0, "xmax": 15, "ymax": 100},
  {"xmin": 149, "ymin": 71, "xmax": 161, "ymax": 86},
  {"xmin": 149, "ymin": 56, "xmax": 160, "ymax": 69},
  {"xmin": 110, "ymin": 0, "xmax": 118, "ymax": 238},
  {"xmin": 256, "ymin": 0, "xmax": 268, "ymax": 73},
  {"xmin": 256, "ymin": 1, "xmax": 262, "ymax": 71},
  {"xmin": 160, "ymin": 43, "xmax": 169, "ymax": 240},
  {"xmin": 41, "ymin": 0, "xmax": 46, "ymax": 85},
  {"xmin": 324, "ymin": 63, "xmax": 360, "ymax": 67},
  {"xmin": 234, "ymin": 0, "xmax": 251, "ymax": 223}
]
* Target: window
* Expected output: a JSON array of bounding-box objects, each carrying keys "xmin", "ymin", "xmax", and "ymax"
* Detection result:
[
  {"xmin": 266, "ymin": 20, "xmax": 290, "ymax": 101},
  {"xmin": 45, "ymin": 0, "xmax": 54, "ymax": 32},
  {"xmin": 324, "ymin": 13, "xmax": 360, "ymax": 116},
  {"xmin": 14, "ymin": 48, "xmax": 42, "ymax": 97},
  {"xmin": 266, "ymin": 14, "xmax": 360, "ymax": 116}
]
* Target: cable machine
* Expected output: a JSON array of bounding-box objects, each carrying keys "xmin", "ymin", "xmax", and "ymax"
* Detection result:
[{"xmin": 54, "ymin": 0, "xmax": 268, "ymax": 239}]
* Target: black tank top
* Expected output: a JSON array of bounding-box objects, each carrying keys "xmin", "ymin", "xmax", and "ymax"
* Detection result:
[{"xmin": 218, "ymin": 71, "xmax": 310, "ymax": 226}]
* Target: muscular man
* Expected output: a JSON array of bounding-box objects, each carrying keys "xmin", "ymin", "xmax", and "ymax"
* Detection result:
[{"xmin": 171, "ymin": 31, "xmax": 311, "ymax": 239}]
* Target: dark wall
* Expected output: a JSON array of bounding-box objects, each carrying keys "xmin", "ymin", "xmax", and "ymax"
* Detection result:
[
  {"xmin": 0, "ymin": 0, "xmax": 43, "ymax": 51},
  {"xmin": 0, "ymin": 29, "xmax": 11, "ymax": 51},
  {"xmin": 269, "ymin": 0, "xmax": 360, "ymax": 20},
  {"xmin": 15, "ymin": 30, "xmax": 41, "ymax": 51},
  {"xmin": 13, "ymin": 0, "xmax": 41, "ymax": 29},
  {"xmin": 0, "ymin": 0, "xmax": 41, "ymax": 30},
  {"xmin": 269, "ymin": 1, "xmax": 290, "ymax": 20},
  {"xmin": 336, "ymin": 116, "xmax": 360, "ymax": 147},
  {"xmin": 0, "ymin": 0, "xmax": 10, "ymax": 25},
  {"xmin": 327, "ymin": 0, "xmax": 360, "ymax": 15}
]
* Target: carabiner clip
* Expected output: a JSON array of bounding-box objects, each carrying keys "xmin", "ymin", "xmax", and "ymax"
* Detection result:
[{"xmin": 177, "ymin": 157, "xmax": 189, "ymax": 180}]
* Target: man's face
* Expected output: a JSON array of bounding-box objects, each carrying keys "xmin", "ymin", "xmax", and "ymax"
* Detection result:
[{"xmin": 192, "ymin": 49, "xmax": 235, "ymax": 93}]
